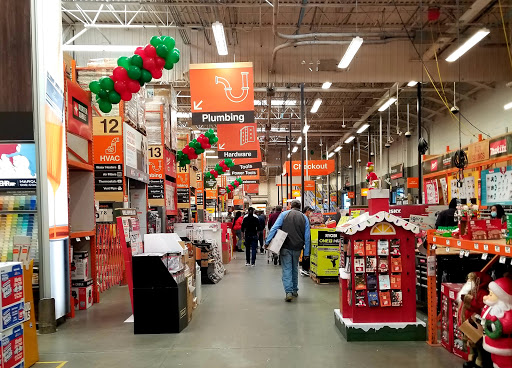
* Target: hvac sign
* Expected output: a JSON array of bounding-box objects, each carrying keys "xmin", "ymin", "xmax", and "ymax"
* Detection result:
[{"xmin": 283, "ymin": 160, "xmax": 335, "ymax": 176}]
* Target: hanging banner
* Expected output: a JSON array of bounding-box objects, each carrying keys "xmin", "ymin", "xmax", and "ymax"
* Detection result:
[
  {"xmin": 148, "ymin": 145, "xmax": 164, "ymax": 203},
  {"xmin": 424, "ymin": 179, "xmax": 439, "ymax": 204},
  {"xmin": 66, "ymin": 79, "xmax": 92, "ymax": 140},
  {"xmin": 244, "ymin": 184, "xmax": 259, "ymax": 194},
  {"xmin": 165, "ymin": 148, "xmax": 177, "ymax": 179},
  {"xmin": 304, "ymin": 180, "xmax": 316, "ymax": 191},
  {"xmin": 165, "ymin": 181, "xmax": 177, "ymax": 215},
  {"xmin": 177, "ymin": 165, "xmax": 190, "ymax": 207},
  {"xmin": 407, "ymin": 177, "xmax": 419, "ymax": 188},
  {"xmin": 217, "ymin": 123, "xmax": 261, "ymax": 165},
  {"xmin": 123, "ymin": 123, "xmax": 149, "ymax": 183},
  {"xmin": 283, "ymin": 160, "xmax": 335, "ymax": 176}
]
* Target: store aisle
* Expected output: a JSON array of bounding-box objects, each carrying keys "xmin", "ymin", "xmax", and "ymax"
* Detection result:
[{"xmin": 37, "ymin": 258, "xmax": 462, "ymax": 368}]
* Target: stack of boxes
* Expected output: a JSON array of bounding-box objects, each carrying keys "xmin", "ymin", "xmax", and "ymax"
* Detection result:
[
  {"xmin": 0, "ymin": 262, "xmax": 25, "ymax": 368},
  {"xmin": 71, "ymin": 251, "xmax": 93, "ymax": 311}
]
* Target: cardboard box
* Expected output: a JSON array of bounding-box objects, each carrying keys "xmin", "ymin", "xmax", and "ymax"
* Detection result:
[
  {"xmin": 186, "ymin": 275, "xmax": 195, "ymax": 323},
  {"xmin": 0, "ymin": 263, "xmax": 24, "ymax": 309},
  {"xmin": 222, "ymin": 250, "xmax": 229, "ymax": 264},
  {"xmin": 1, "ymin": 302, "xmax": 24, "ymax": 331},
  {"xmin": 0, "ymin": 324, "xmax": 24, "ymax": 368},
  {"xmin": 459, "ymin": 318, "xmax": 483, "ymax": 343},
  {"xmin": 71, "ymin": 251, "xmax": 89, "ymax": 281},
  {"xmin": 71, "ymin": 279, "xmax": 94, "ymax": 310}
]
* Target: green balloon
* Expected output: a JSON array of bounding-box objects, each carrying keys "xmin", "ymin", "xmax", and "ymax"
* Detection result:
[
  {"xmin": 156, "ymin": 44, "xmax": 169, "ymax": 58},
  {"xmin": 164, "ymin": 59, "xmax": 174, "ymax": 71},
  {"xmin": 194, "ymin": 147, "xmax": 205, "ymax": 154},
  {"xmin": 98, "ymin": 99, "xmax": 112, "ymax": 113},
  {"xmin": 130, "ymin": 54, "xmax": 143, "ymax": 68},
  {"xmin": 117, "ymin": 56, "xmax": 131, "ymax": 69},
  {"xmin": 128, "ymin": 66, "xmax": 142, "ymax": 81},
  {"xmin": 98, "ymin": 89, "xmax": 109, "ymax": 100},
  {"xmin": 150, "ymin": 36, "xmax": 162, "ymax": 47},
  {"xmin": 162, "ymin": 36, "xmax": 176, "ymax": 50},
  {"xmin": 169, "ymin": 49, "xmax": 180, "ymax": 64},
  {"xmin": 226, "ymin": 189, "xmax": 231, "ymax": 193},
  {"xmin": 141, "ymin": 69, "xmax": 152, "ymax": 83},
  {"xmin": 99, "ymin": 76, "xmax": 114, "ymax": 91},
  {"xmin": 108, "ymin": 91, "xmax": 121, "ymax": 104},
  {"xmin": 138, "ymin": 79, "xmax": 145, "ymax": 87},
  {"xmin": 89, "ymin": 81, "xmax": 101, "ymax": 94}
]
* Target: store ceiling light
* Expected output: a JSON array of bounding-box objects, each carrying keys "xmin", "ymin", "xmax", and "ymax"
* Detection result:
[
  {"xmin": 357, "ymin": 123, "xmax": 370, "ymax": 134},
  {"xmin": 311, "ymin": 98, "xmax": 322, "ymax": 113},
  {"xmin": 205, "ymin": 155, "xmax": 218, "ymax": 159},
  {"xmin": 61, "ymin": 45, "xmax": 138, "ymax": 52},
  {"xmin": 287, "ymin": 153, "xmax": 291, "ymax": 158},
  {"xmin": 504, "ymin": 102, "xmax": 512, "ymax": 110},
  {"xmin": 334, "ymin": 146, "xmax": 342, "ymax": 152},
  {"xmin": 446, "ymin": 28, "xmax": 490, "ymax": 62},
  {"xmin": 192, "ymin": 130, "xmax": 201, "ymax": 134},
  {"xmin": 297, "ymin": 136, "xmax": 302, "ymax": 144},
  {"xmin": 407, "ymin": 81, "xmax": 418, "ymax": 87},
  {"xmin": 212, "ymin": 21, "xmax": 228, "ymax": 56},
  {"xmin": 344, "ymin": 136, "xmax": 355, "ymax": 144},
  {"xmin": 338, "ymin": 36, "xmax": 363, "ymax": 69},
  {"xmin": 177, "ymin": 112, "xmax": 192, "ymax": 118},
  {"xmin": 328, "ymin": 152, "xmax": 335, "ymax": 158},
  {"xmin": 303, "ymin": 124, "xmax": 310, "ymax": 134},
  {"xmin": 378, "ymin": 97, "xmax": 397, "ymax": 112},
  {"xmin": 254, "ymin": 99, "xmax": 297, "ymax": 106},
  {"xmin": 205, "ymin": 150, "xmax": 216, "ymax": 153},
  {"xmin": 322, "ymin": 82, "xmax": 332, "ymax": 89},
  {"xmin": 292, "ymin": 146, "xmax": 298, "ymax": 153}
]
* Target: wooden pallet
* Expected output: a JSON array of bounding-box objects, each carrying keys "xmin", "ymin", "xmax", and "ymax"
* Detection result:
[{"xmin": 310, "ymin": 272, "xmax": 338, "ymax": 285}]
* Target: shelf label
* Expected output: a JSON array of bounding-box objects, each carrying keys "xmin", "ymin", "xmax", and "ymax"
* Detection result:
[
  {"xmin": 500, "ymin": 256, "xmax": 507, "ymax": 264},
  {"xmin": 465, "ymin": 250, "xmax": 470, "ymax": 257},
  {"xmin": 459, "ymin": 250, "xmax": 464, "ymax": 258},
  {"xmin": 484, "ymin": 244, "xmax": 489, "ymax": 251},
  {"xmin": 446, "ymin": 247, "xmax": 450, "ymax": 253},
  {"xmin": 506, "ymin": 247, "xmax": 511, "ymax": 254},
  {"xmin": 446, "ymin": 239, "xmax": 450, "ymax": 245},
  {"xmin": 430, "ymin": 244, "xmax": 437, "ymax": 250},
  {"xmin": 457, "ymin": 241, "xmax": 461, "ymax": 247},
  {"xmin": 482, "ymin": 253, "xmax": 488, "ymax": 260},
  {"xmin": 433, "ymin": 237, "xmax": 436, "ymax": 242},
  {"xmin": 76, "ymin": 238, "xmax": 81, "ymax": 242},
  {"xmin": 85, "ymin": 236, "xmax": 90, "ymax": 241},
  {"xmin": 495, "ymin": 245, "xmax": 501, "ymax": 253},
  {"xmin": 474, "ymin": 243, "xmax": 479, "ymax": 250}
]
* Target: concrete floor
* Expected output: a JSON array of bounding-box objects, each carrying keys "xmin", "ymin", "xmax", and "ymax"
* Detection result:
[{"xmin": 36, "ymin": 257, "xmax": 463, "ymax": 368}]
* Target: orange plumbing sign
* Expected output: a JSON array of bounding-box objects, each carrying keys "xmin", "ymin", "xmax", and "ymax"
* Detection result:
[
  {"xmin": 283, "ymin": 160, "xmax": 335, "ymax": 176},
  {"xmin": 189, "ymin": 62, "xmax": 254, "ymax": 124}
]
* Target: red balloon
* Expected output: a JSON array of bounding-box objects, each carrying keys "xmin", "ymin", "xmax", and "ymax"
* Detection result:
[
  {"xmin": 128, "ymin": 80, "xmax": 140, "ymax": 93},
  {"xmin": 182, "ymin": 146, "xmax": 193, "ymax": 156},
  {"xmin": 121, "ymin": 92, "xmax": 132, "ymax": 102},
  {"xmin": 151, "ymin": 69, "xmax": 163, "ymax": 79},
  {"xmin": 188, "ymin": 152, "xmax": 198, "ymax": 159},
  {"xmin": 155, "ymin": 56, "xmax": 166, "ymax": 69},
  {"xmin": 219, "ymin": 160, "xmax": 225, "ymax": 166},
  {"xmin": 200, "ymin": 140, "xmax": 211, "ymax": 149},
  {"xmin": 134, "ymin": 47, "xmax": 145, "ymax": 56},
  {"xmin": 210, "ymin": 169, "xmax": 219, "ymax": 178},
  {"xmin": 221, "ymin": 164, "xmax": 229, "ymax": 171},
  {"xmin": 112, "ymin": 66, "xmax": 128, "ymax": 82},
  {"xmin": 233, "ymin": 181, "xmax": 239, "ymax": 187},
  {"xmin": 144, "ymin": 44, "xmax": 157, "ymax": 57},
  {"xmin": 114, "ymin": 80, "xmax": 128, "ymax": 94},
  {"xmin": 143, "ymin": 58, "xmax": 156, "ymax": 72},
  {"xmin": 228, "ymin": 184, "xmax": 234, "ymax": 191}
]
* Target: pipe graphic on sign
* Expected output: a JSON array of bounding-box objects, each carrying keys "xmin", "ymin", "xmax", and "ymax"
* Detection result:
[{"xmin": 215, "ymin": 72, "xmax": 249, "ymax": 103}]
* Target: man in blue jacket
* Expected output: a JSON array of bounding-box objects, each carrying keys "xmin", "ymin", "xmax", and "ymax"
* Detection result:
[{"xmin": 265, "ymin": 200, "xmax": 311, "ymax": 302}]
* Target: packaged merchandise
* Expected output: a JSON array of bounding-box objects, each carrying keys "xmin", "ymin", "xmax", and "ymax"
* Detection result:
[
  {"xmin": 390, "ymin": 274, "xmax": 402, "ymax": 289},
  {"xmin": 354, "ymin": 275, "xmax": 366, "ymax": 290},
  {"xmin": 365, "ymin": 257, "xmax": 377, "ymax": 272},
  {"xmin": 0, "ymin": 324, "xmax": 24, "ymax": 368},
  {"xmin": 368, "ymin": 291, "xmax": 379, "ymax": 307},
  {"xmin": 354, "ymin": 258, "xmax": 365, "ymax": 273},
  {"xmin": 379, "ymin": 291, "xmax": 391, "ymax": 307},
  {"xmin": 378, "ymin": 274, "xmax": 390, "ymax": 290},
  {"xmin": 354, "ymin": 241, "xmax": 365, "ymax": 256},
  {"xmin": 365, "ymin": 240, "xmax": 377, "ymax": 256},
  {"xmin": 391, "ymin": 290, "xmax": 403, "ymax": 306},
  {"xmin": 355, "ymin": 290, "xmax": 366, "ymax": 307},
  {"xmin": 71, "ymin": 279, "xmax": 93, "ymax": 310},
  {"xmin": 367, "ymin": 274, "xmax": 377, "ymax": 290},
  {"xmin": 377, "ymin": 240, "xmax": 389, "ymax": 256},
  {"xmin": 390, "ymin": 239, "xmax": 401, "ymax": 256},
  {"xmin": 71, "ymin": 251, "xmax": 89, "ymax": 281},
  {"xmin": 391, "ymin": 257, "xmax": 402, "ymax": 273},
  {"xmin": 378, "ymin": 257, "xmax": 389, "ymax": 273}
]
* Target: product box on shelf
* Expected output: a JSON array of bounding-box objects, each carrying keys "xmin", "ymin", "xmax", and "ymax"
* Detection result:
[
  {"xmin": 0, "ymin": 263, "xmax": 24, "ymax": 309},
  {"xmin": 440, "ymin": 283, "xmax": 468, "ymax": 360},
  {"xmin": 71, "ymin": 279, "xmax": 94, "ymax": 311},
  {"xmin": 1, "ymin": 302, "xmax": 24, "ymax": 331},
  {"xmin": 461, "ymin": 219, "xmax": 502, "ymax": 240},
  {"xmin": 71, "ymin": 251, "xmax": 89, "ymax": 281},
  {"xmin": 0, "ymin": 324, "xmax": 24, "ymax": 368}
]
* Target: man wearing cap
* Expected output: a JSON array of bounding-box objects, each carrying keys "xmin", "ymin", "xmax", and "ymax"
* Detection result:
[
  {"xmin": 265, "ymin": 200, "xmax": 311, "ymax": 302},
  {"xmin": 481, "ymin": 277, "xmax": 512, "ymax": 368}
]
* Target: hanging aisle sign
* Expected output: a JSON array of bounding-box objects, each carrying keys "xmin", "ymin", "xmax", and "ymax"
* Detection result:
[
  {"xmin": 283, "ymin": 160, "xmax": 335, "ymax": 176},
  {"xmin": 123, "ymin": 123, "xmax": 149, "ymax": 183},
  {"xmin": 148, "ymin": 145, "xmax": 164, "ymax": 203}
]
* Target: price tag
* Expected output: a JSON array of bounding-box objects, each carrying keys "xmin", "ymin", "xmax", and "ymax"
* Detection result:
[
  {"xmin": 506, "ymin": 247, "xmax": 511, "ymax": 254},
  {"xmin": 482, "ymin": 253, "xmax": 488, "ymax": 260},
  {"xmin": 459, "ymin": 250, "xmax": 464, "ymax": 258},
  {"xmin": 446, "ymin": 247, "xmax": 450, "ymax": 253},
  {"xmin": 464, "ymin": 250, "xmax": 470, "ymax": 257},
  {"xmin": 85, "ymin": 236, "xmax": 90, "ymax": 241},
  {"xmin": 446, "ymin": 239, "xmax": 450, "ymax": 245},
  {"xmin": 433, "ymin": 237, "xmax": 436, "ymax": 242},
  {"xmin": 474, "ymin": 243, "xmax": 479, "ymax": 250},
  {"xmin": 76, "ymin": 238, "xmax": 81, "ymax": 242},
  {"xmin": 484, "ymin": 244, "xmax": 489, "ymax": 251},
  {"xmin": 500, "ymin": 256, "xmax": 507, "ymax": 264},
  {"xmin": 457, "ymin": 241, "xmax": 462, "ymax": 247},
  {"xmin": 495, "ymin": 245, "xmax": 501, "ymax": 253},
  {"xmin": 431, "ymin": 244, "xmax": 437, "ymax": 250}
]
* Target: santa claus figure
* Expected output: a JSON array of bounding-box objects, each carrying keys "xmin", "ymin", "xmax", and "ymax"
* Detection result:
[
  {"xmin": 482, "ymin": 277, "xmax": 512, "ymax": 368},
  {"xmin": 366, "ymin": 162, "xmax": 379, "ymax": 189},
  {"xmin": 457, "ymin": 272, "xmax": 493, "ymax": 368}
]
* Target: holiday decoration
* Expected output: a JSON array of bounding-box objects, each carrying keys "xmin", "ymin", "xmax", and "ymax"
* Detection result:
[
  {"xmin": 366, "ymin": 162, "xmax": 379, "ymax": 189},
  {"xmin": 177, "ymin": 129, "xmax": 219, "ymax": 167},
  {"xmin": 88, "ymin": 35, "xmax": 181, "ymax": 113},
  {"xmin": 457, "ymin": 272, "xmax": 492, "ymax": 368},
  {"xmin": 203, "ymin": 158, "xmax": 234, "ymax": 179},
  {"xmin": 482, "ymin": 277, "xmax": 512, "ymax": 368},
  {"xmin": 226, "ymin": 178, "xmax": 243, "ymax": 193}
]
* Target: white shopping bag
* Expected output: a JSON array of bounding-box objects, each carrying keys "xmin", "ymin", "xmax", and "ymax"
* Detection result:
[{"xmin": 268, "ymin": 229, "xmax": 288, "ymax": 255}]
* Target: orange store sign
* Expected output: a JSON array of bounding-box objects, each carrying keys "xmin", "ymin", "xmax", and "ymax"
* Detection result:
[
  {"xmin": 283, "ymin": 160, "xmax": 335, "ymax": 176},
  {"xmin": 407, "ymin": 177, "xmax": 419, "ymax": 188},
  {"xmin": 361, "ymin": 188, "xmax": 369, "ymax": 197},
  {"xmin": 304, "ymin": 180, "xmax": 315, "ymax": 191}
]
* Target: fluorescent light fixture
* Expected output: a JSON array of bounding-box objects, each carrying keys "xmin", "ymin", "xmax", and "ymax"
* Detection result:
[
  {"xmin": 292, "ymin": 146, "xmax": 298, "ymax": 153},
  {"xmin": 192, "ymin": 130, "xmax": 201, "ymax": 134},
  {"xmin": 303, "ymin": 125, "xmax": 310, "ymax": 134},
  {"xmin": 328, "ymin": 152, "xmax": 335, "ymax": 158},
  {"xmin": 205, "ymin": 155, "xmax": 219, "ymax": 159},
  {"xmin": 344, "ymin": 136, "xmax": 355, "ymax": 144},
  {"xmin": 357, "ymin": 123, "xmax": 370, "ymax": 134},
  {"xmin": 378, "ymin": 97, "xmax": 397, "ymax": 112},
  {"xmin": 254, "ymin": 99, "xmax": 297, "ymax": 106},
  {"xmin": 446, "ymin": 28, "xmax": 490, "ymax": 62},
  {"xmin": 407, "ymin": 81, "xmax": 418, "ymax": 87},
  {"xmin": 311, "ymin": 98, "xmax": 322, "ymax": 113},
  {"xmin": 177, "ymin": 112, "xmax": 192, "ymax": 118},
  {"xmin": 338, "ymin": 36, "xmax": 363, "ymax": 69},
  {"xmin": 212, "ymin": 21, "xmax": 228, "ymax": 56},
  {"xmin": 287, "ymin": 153, "xmax": 291, "ymax": 158},
  {"xmin": 297, "ymin": 136, "xmax": 302, "ymax": 144},
  {"xmin": 505, "ymin": 102, "xmax": 512, "ymax": 110},
  {"xmin": 61, "ymin": 45, "xmax": 137, "ymax": 52},
  {"xmin": 205, "ymin": 150, "xmax": 216, "ymax": 153},
  {"xmin": 334, "ymin": 146, "xmax": 342, "ymax": 152},
  {"xmin": 322, "ymin": 82, "xmax": 332, "ymax": 89}
]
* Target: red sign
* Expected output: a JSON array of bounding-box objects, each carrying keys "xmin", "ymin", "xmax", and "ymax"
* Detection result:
[
  {"xmin": 347, "ymin": 192, "xmax": 355, "ymax": 199},
  {"xmin": 407, "ymin": 177, "xmax": 419, "ymax": 188},
  {"xmin": 219, "ymin": 187, "xmax": 227, "ymax": 195},
  {"xmin": 67, "ymin": 79, "xmax": 92, "ymax": 140},
  {"xmin": 430, "ymin": 160, "xmax": 438, "ymax": 172},
  {"xmin": 283, "ymin": 160, "xmax": 335, "ymax": 176},
  {"xmin": 244, "ymin": 184, "xmax": 259, "ymax": 194},
  {"xmin": 304, "ymin": 180, "xmax": 316, "ymax": 191},
  {"xmin": 217, "ymin": 123, "xmax": 261, "ymax": 165},
  {"xmin": 165, "ymin": 148, "xmax": 176, "ymax": 178},
  {"xmin": 490, "ymin": 139, "xmax": 507, "ymax": 156}
]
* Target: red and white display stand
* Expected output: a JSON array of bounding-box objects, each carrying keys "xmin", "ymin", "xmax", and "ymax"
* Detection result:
[{"xmin": 335, "ymin": 189, "xmax": 426, "ymax": 341}]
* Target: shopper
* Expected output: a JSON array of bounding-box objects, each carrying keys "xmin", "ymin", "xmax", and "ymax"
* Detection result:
[
  {"xmin": 242, "ymin": 207, "xmax": 262, "ymax": 266},
  {"xmin": 266, "ymin": 200, "xmax": 311, "ymax": 302},
  {"xmin": 301, "ymin": 206, "xmax": 313, "ymax": 277},
  {"xmin": 435, "ymin": 198, "xmax": 458, "ymax": 229},
  {"xmin": 232, "ymin": 211, "xmax": 244, "ymax": 252},
  {"xmin": 268, "ymin": 206, "xmax": 282, "ymax": 230},
  {"xmin": 257, "ymin": 210, "xmax": 267, "ymax": 253}
]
